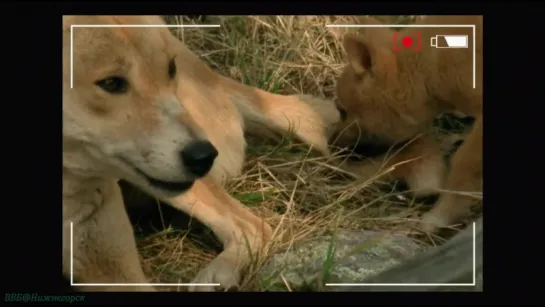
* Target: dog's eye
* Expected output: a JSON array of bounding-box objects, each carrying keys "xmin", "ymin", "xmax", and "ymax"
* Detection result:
[
  {"xmin": 95, "ymin": 76, "xmax": 128, "ymax": 94},
  {"xmin": 168, "ymin": 58, "xmax": 176, "ymax": 79}
]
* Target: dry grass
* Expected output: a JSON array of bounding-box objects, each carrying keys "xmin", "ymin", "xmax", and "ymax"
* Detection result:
[{"xmin": 134, "ymin": 15, "xmax": 480, "ymax": 292}]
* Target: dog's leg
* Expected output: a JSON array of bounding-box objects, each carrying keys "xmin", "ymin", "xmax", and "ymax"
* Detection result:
[
  {"xmin": 63, "ymin": 182, "xmax": 154, "ymax": 292},
  {"xmin": 387, "ymin": 136, "xmax": 447, "ymax": 200},
  {"xmin": 420, "ymin": 116, "xmax": 482, "ymax": 232},
  {"xmin": 165, "ymin": 177, "xmax": 272, "ymax": 292},
  {"xmin": 219, "ymin": 76, "xmax": 340, "ymax": 155},
  {"xmin": 341, "ymin": 135, "xmax": 446, "ymax": 200}
]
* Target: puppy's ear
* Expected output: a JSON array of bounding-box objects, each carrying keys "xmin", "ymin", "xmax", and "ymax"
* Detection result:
[
  {"xmin": 343, "ymin": 33, "xmax": 399, "ymax": 82},
  {"xmin": 142, "ymin": 15, "xmax": 166, "ymax": 25},
  {"xmin": 328, "ymin": 26, "xmax": 350, "ymax": 41},
  {"xmin": 343, "ymin": 34, "xmax": 376, "ymax": 74},
  {"xmin": 328, "ymin": 16, "xmax": 384, "ymax": 40},
  {"xmin": 63, "ymin": 16, "xmax": 74, "ymax": 32}
]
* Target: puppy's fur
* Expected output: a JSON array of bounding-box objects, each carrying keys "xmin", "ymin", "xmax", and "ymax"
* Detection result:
[
  {"xmin": 63, "ymin": 15, "xmax": 339, "ymax": 292},
  {"xmin": 330, "ymin": 16, "xmax": 482, "ymax": 232}
]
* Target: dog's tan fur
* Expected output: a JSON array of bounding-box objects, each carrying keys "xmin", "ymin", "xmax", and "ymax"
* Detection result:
[
  {"xmin": 330, "ymin": 16, "xmax": 482, "ymax": 232},
  {"xmin": 63, "ymin": 15, "xmax": 339, "ymax": 292}
]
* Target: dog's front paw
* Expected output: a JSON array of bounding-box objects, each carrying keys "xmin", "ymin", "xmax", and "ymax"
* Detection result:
[
  {"xmin": 188, "ymin": 254, "xmax": 241, "ymax": 292},
  {"xmin": 292, "ymin": 94, "xmax": 340, "ymax": 128},
  {"xmin": 285, "ymin": 94, "xmax": 340, "ymax": 155},
  {"xmin": 419, "ymin": 211, "xmax": 449, "ymax": 234}
]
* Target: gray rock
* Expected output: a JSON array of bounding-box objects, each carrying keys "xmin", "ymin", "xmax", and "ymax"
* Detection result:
[
  {"xmin": 259, "ymin": 230, "xmax": 422, "ymax": 291},
  {"xmin": 327, "ymin": 218, "xmax": 483, "ymax": 292}
]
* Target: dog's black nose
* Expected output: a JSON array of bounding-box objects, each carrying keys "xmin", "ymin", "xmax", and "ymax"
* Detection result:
[{"xmin": 180, "ymin": 141, "xmax": 218, "ymax": 177}]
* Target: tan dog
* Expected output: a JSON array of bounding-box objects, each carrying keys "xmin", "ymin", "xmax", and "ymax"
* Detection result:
[
  {"xmin": 330, "ymin": 16, "xmax": 482, "ymax": 233},
  {"xmin": 63, "ymin": 15, "xmax": 339, "ymax": 292}
]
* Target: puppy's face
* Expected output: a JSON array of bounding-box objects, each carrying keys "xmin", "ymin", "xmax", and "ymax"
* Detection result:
[
  {"xmin": 330, "ymin": 33, "xmax": 426, "ymax": 159},
  {"xmin": 63, "ymin": 15, "xmax": 217, "ymax": 198}
]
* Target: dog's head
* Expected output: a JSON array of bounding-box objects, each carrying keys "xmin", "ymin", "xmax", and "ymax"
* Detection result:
[
  {"xmin": 329, "ymin": 29, "xmax": 430, "ymax": 158},
  {"xmin": 63, "ymin": 15, "xmax": 217, "ymax": 198}
]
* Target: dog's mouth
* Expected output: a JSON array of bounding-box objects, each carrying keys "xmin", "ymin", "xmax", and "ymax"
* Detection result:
[
  {"xmin": 337, "ymin": 137, "xmax": 412, "ymax": 161},
  {"xmin": 118, "ymin": 157, "xmax": 194, "ymax": 193},
  {"xmin": 139, "ymin": 171, "xmax": 195, "ymax": 192}
]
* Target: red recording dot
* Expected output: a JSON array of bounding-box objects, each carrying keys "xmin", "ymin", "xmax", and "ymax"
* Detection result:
[{"xmin": 401, "ymin": 36, "xmax": 413, "ymax": 47}]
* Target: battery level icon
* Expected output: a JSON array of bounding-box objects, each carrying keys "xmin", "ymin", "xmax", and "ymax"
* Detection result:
[{"xmin": 430, "ymin": 35, "xmax": 468, "ymax": 48}]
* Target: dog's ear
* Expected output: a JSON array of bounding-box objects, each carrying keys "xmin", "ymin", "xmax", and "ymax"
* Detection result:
[
  {"xmin": 141, "ymin": 15, "xmax": 166, "ymax": 25},
  {"xmin": 63, "ymin": 16, "xmax": 73, "ymax": 32},
  {"xmin": 327, "ymin": 26, "xmax": 351, "ymax": 41},
  {"xmin": 343, "ymin": 34, "xmax": 374, "ymax": 74},
  {"xmin": 328, "ymin": 15, "xmax": 386, "ymax": 40},
  {"xmin": 342, "ymin": 33, "xmax": 399, "ymax": 82}
]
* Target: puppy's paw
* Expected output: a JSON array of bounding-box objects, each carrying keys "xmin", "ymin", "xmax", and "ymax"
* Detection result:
[{"xmin": 188, "ymin": 254, "xmax": 241, "ymax": 292}]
